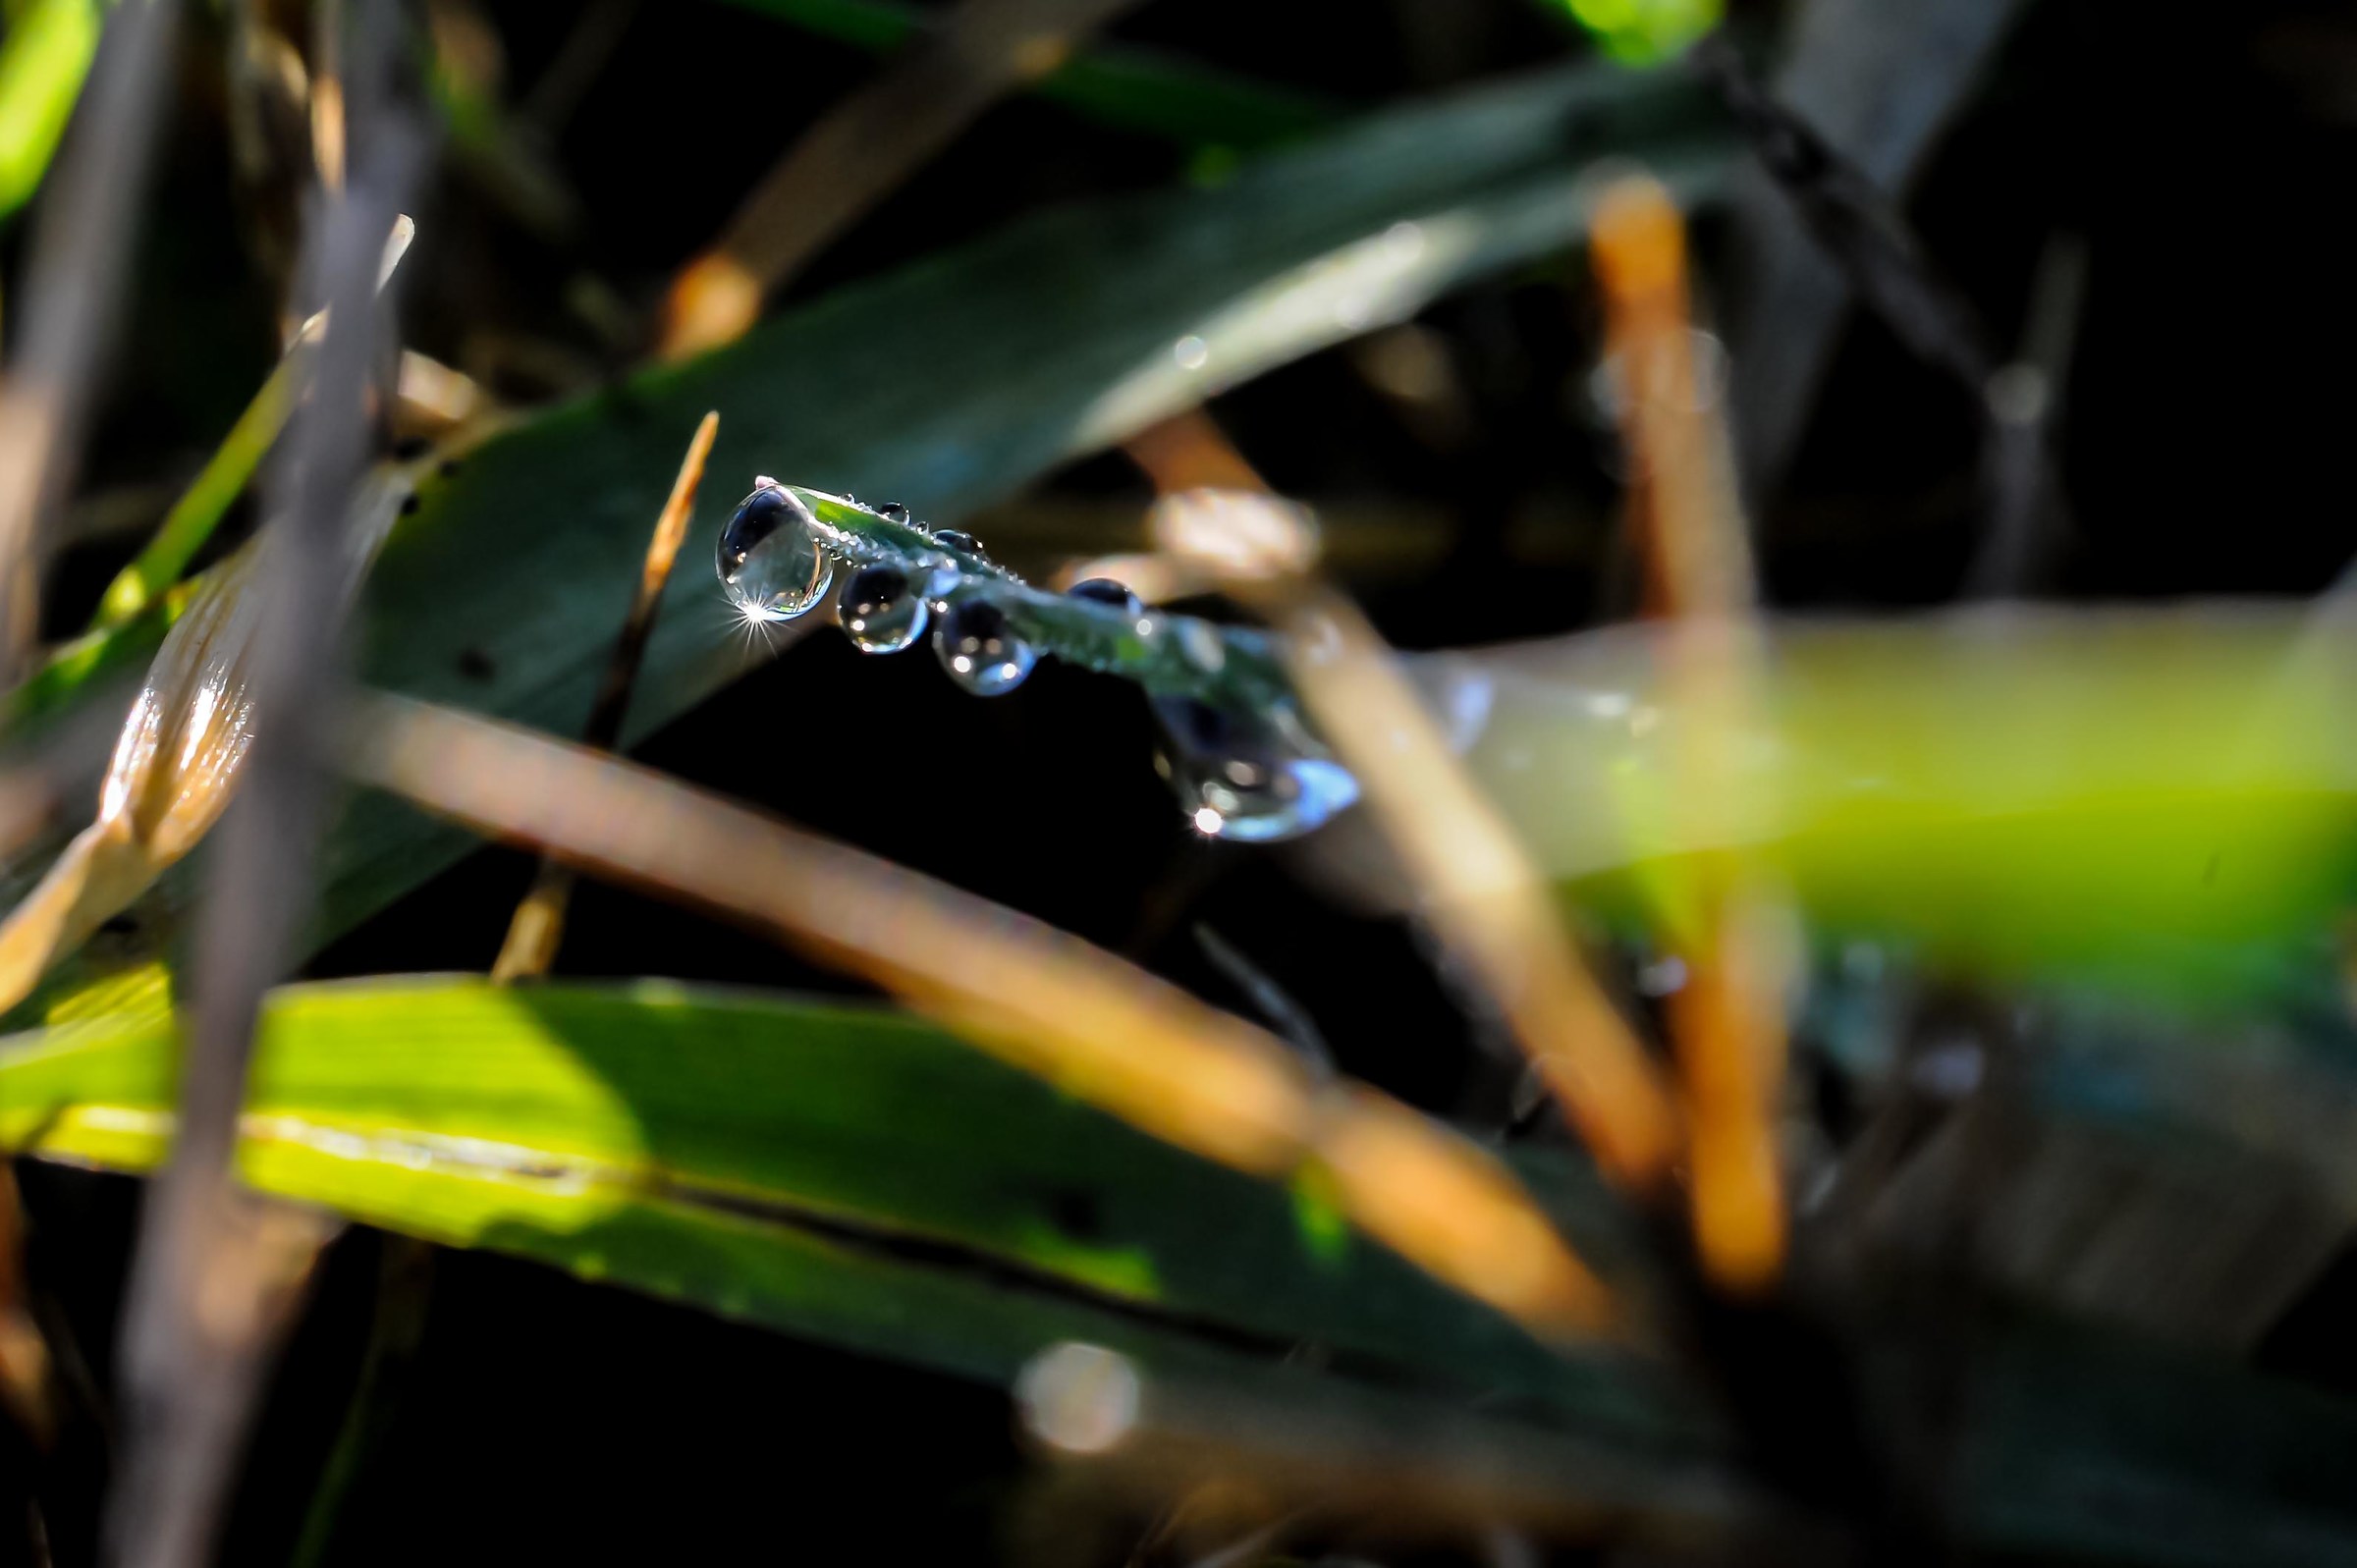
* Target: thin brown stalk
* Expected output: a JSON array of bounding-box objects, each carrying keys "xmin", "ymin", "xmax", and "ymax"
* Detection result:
[
  {"xmin": 491, "ymin": 410, "xmax": 719, "ymax": 983},
  {"xmin": 346, "ymin": 692, "xmax": 1619, "ymax": 1341},
  {"xmin": 104, "ymin": 1, "xmax": 420, "ymax": 1558},
  {"xmin": 656, "ymin": 0, "xmax": 1142, "ymax": 359},
  {"xmin": 1261, "ymin": 584, "xmax": 1681, "ymax": 1192},
  {"xmin": 1592, "ymin": 175, "xmax": 1788, "ymax": 1292},
  {"xmin": 1129, "ymin": 417, "xmax": 1681, "ymax": 1193}
]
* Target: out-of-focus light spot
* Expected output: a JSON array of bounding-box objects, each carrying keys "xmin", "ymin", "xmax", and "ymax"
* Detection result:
[
  {"xmin": 1010, "ymin": 30, "xmax": 1072, "ymax": 81},
  {"xmin": 1193, "ymin": 805, "xmax": 1225, "ymax": 837},
  {"xmin": 1355, "ymin": 324, "xmax": 1455, "ymax": 405},
  {"xmin": 1015, "ymin": 1342, "xmax": 1141, "ymax": 1454},
  {"xmin": 660, "ymin": 251, "xmax": 763, "ymax": 362},
  {"xmin": 1589, "ymin": 328, "xmax": 1728, "ymax": 422},
  {"xmin": 1635, "ymin": 954, "xmax": 1688, "ymax": 997},
  {"xmin": 1173, "ymin": 335, "xmax": 1210, "ymax": 370},
  {"xmin": 1147, "ymin": 488, "xmax": 1320, "ymax": 580},
  {"xmin": 1911, "ymin": 1038, "xmax": 1986, "ymax": 1100},
  {"xmin": 396, "ymin": 350, "xmax": 485, "ymax": 431}
]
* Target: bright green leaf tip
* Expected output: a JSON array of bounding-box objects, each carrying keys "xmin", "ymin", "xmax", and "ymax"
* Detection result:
[
  {"xmin": 0, "ymin": 0, "xmax": 100, "ymax": 219},
  {"xmin": 1558, "ymin": 0, "xmax": 1722, "ymax": 67}
]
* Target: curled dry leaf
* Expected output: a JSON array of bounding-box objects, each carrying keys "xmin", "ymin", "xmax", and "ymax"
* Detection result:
[{"xmin": 0, "ymin": 469, "xmax": 411, "ymax": 1016}]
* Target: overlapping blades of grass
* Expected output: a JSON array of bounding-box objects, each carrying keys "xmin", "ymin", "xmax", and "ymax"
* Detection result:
[{"xmin": 0, "ymin": 976, "xmax": 1678, "ymax": 1434}]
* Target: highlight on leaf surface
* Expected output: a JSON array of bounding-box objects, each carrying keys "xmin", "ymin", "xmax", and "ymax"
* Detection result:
[{"xmin": 0, "ymin": 976, "xmax": 1642, "ymax": 1403}]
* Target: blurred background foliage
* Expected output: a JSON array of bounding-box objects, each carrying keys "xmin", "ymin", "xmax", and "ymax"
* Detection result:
[{"xmin": 9, "ymin": 1, "xmax": 2357, "ymax": 1566}]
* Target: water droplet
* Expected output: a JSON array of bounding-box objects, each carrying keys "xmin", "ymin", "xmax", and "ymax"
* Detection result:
[
  {"xmin": 718, "ymin": 486, "xmax": 833, "ymax": 622},
  {"xmin": 1152, "ymin": 696, "xmax": 1358, "ymax": 842},
  {"xmin": 1173, "ymin": 335, "xmax": 1209, "ymax": 370},
  {"xmin": 838, "ymin": 565, "xmax": 928, "ymax": 653},
  {"xmin": 1067, "ymin": 576, "xmax": 1141, "ymax": 615},
  {"xmin": 876, "ymin": 501, "xmax": 910, "ymax": 523},
  {"xmin": 934, "ymin": 598, "xmax": 1036, "ymax": 695},
  {"xmin": 933, "ymin": 528, "xmax": 984, "ymax": 555}
]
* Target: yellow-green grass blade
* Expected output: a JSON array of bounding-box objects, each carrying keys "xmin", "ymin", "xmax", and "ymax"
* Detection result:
[
  {"xmin": 1447, "ymin": 606, "xmax": 2357, "ymax": 1004},
  {"xmin": 0, "ymin": 0, "xmax": 99, "ymax": 218},
  {"xmin": 0, "ymin": 975, "xmax": 1681, "ymax": 1436}
]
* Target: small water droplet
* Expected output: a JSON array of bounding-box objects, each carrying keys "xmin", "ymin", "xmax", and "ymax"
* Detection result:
[
  {"xmin": 933, "ymin": 528, "xmax": 984, "ymax": 555},
  {"xmin": 838, "ymin": 565, "xmax": 928, "ymax": 653},
  {"xmin": 1173, "ymin": 335, "xmax": 1209, "ymax": 370},
  {"xmin": 1152, "ymin": 696, "xmax": 1358, "ymax": 842},
  {"xmin": 934, "ymin": 598, "xmax": 1036, "ymax": 695},
  {"xmin": 876, "ymin": 500, "xmax": 911, "ymax": 523},
  {"xmin": 718, "ymin": 486, "xmax": 833, "ymax": 621},
  {"xmin": 1067, "ymin": 576, "xmax": 1141, "ymax": 615}
]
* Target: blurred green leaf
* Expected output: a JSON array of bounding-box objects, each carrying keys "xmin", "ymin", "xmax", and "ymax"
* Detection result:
[
  {"xmin": 1449, "ymin": 608, "xmax": 2357, "ymax": 1004},
  {"xmin": 0, "ymin": 975, "xmax": 1679, "ymax": 1433},
  {"xmin": 0, "ymin": 0, "xmax": 98, "ymax": 219},
  {"xmin": 717, "ymin": 0, "xmax": 1343, "ymax": 150}
]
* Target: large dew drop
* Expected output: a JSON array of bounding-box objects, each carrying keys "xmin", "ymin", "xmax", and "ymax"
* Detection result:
[
  {"xmin": 718, "ymin": 485, "xmax": 833, "ymax": 622},
  {"xmin": 1152, "ymin": 695, "xmax": 1359, "ymax": 842},
  {"xmin": 838, "ymin": 565, "xmax": 928, "ymax": 653},
  {"xmin": 933, "ymin": 597, "xmax": 1037, "ymax": 695}
]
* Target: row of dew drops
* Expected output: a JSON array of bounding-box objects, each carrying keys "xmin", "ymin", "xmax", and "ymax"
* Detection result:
[{"xmin": 717, "ymin": 480, "xmax": 1358, "ymax": 841}]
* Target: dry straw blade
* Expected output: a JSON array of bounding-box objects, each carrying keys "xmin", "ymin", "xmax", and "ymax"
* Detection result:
[
  {"xmin": 0, "ymin": 468, "xmax": 413, "ymax": 1017},
  {"xmin": 492, "ymin": 410, "xmax": 720, "ymax": 983},
  {"xmin": 660, "ymin": 0, "xmax": 1146, "ymax": 358},
  {"xmin": 1124, "ymin": 408, "xmax": 1679, "ymax": 1194},
  {"xmin": 1591, "ymin": 173, "xmax": 1789, "ymax": 1291},
  {"xmin": 346, "ymin": 691, "xmax": 1621, "ymax": 1341}
]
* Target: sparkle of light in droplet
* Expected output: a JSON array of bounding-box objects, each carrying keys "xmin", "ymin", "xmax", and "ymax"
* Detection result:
[{"xmin": 1173, "ymin": 335, "xmax": 1210, "ymax": 370}]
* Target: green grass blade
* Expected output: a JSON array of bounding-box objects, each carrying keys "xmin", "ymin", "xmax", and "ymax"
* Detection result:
[
  {"xmin": 84, "ymin": 351, "xmax": 301, "ymax": 631},
  {"xmin": 0, "ymin": 975, "xmax": 1676, "ymax": 1433},
  {"xmin": 1450, "ymin": 606, "xmax": 2357, "ymax": 1004},
  {"xmin": 12, "ymin": 974, "xmax": 2357, "ymax": 1559}
]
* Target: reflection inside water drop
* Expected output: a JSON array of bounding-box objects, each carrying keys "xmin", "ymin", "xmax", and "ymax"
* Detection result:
[
  {"xmin": 718, "ymin": 485, "xmax": 833, "ymax": 622},
  {"xmin": 1152, "ymin": 695, "xmax": 1358, "ymax": 842},
  {"xmin": 933, "ymin": 597, "xmax": 1037, "ymax": 695},
  {"xmin": 838, "ymin": 565, "xmax": 928, "ymax": 653}
]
